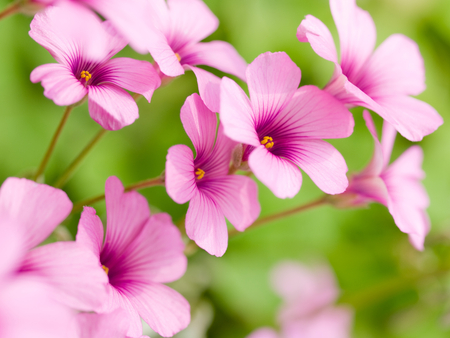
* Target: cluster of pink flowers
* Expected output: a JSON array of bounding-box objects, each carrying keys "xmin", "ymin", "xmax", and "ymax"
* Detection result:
[{"xmin": 0, "ymin": 0, "xmax": 443, "ymax": 336}]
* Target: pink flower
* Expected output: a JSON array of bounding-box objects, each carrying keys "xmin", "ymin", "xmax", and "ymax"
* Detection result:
[
  {"xmin": 144, "ymin": 0, "xmax": 248, "ymax": 112},
  {"xmin": 30, "ymin": 2, "xmax": 161, "ymax": 130},
  {"xmin": 76, "ymin": 176, "xmax": 190, "ymax": 337},
  {"xmin": 343, "ymin": 111, "xmax": 430, "ymax": 250},
  {"xmin": 247, "ymin": 261, "xmax": 353, "ymax": 338},
  {"xmin": 0, "ymin": 177, "xmax": 108, "ymax": 312},
  {"xmin": 76, "ymin": 309, "xmax": 149, "ymax": 338},
  {"xmin": 0, "ymin": 224, "xmax": 76, "ymax": 338},
  {"xmin": 165, "ymin": 93, "xmax": 260, "ymax": 257},
  {"xmin": 297, "ymin": 0, "xmax": 443, "ymax": 141},
  {"xmin": 220, "ymin": 51, "xmax": 354, "ymax": 199}
]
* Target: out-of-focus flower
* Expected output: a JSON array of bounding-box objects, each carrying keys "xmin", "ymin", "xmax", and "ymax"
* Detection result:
[
  {"xmin": 76, "ymin": 176, "xmax": 190, "ymax": 337},
  {"xmin": 29, "ymin": 3, "xmax": 161, "ymax": 130},
  {"xmin": 220, "ymin": 51, "xmax": 354, "ymax": 199},
  {"xmin": 247, "ymin": 261, "xmax": 353, "ymax": 338},
  {"xmin": 297, "ymin": 0, "xmax": 442, "ymax": 141},
  {"xmin": 76, "ymin": 309, "xmax": 149, "ymax": 338},
  {"xmin": 143, "ymin": 0, "xmax": 248, "ymax": 112},
  {"xmin": 338, "ymin": 111, "xmax": 430, "ymax": 250},
  {"xmin": 0, "ymin": 177, "xmax": 109, "ymax": 312},
  {"xmin": 165, "ymin": 93, "xmax": 260, "ymax": 257}
]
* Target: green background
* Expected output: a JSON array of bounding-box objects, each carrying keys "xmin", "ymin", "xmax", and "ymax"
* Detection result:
[{"xmin": 1, "ymin": 0, "xmax": 450, "ymax": 337}]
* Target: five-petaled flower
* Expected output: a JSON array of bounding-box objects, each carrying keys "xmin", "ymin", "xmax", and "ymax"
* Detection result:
[
  {"xmin": 76, "ymin": 176, "xmax": 190, "ymax": 337},
  {"xmin": 165, "ymin": 93, "xmax": 261, "ymax": 257},
  {"xmin": 297, "ymin": 0, "xmax": 443, "ymax": 141},
  {"xmin": 220, "ymin": 51, "xmax": 354, "ymax": 199},
  {"xmin": 341, "ymin": 111, "xmax": 430, "ymax": 250},
  {"xmin": 29, "ymin": 2, "xmax": 161, "ymax": 130}
]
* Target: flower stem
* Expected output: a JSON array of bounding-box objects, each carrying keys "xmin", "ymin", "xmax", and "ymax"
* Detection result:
[
  {"xmin": 54, "ymin": 128, "xmax": 108, "ymax": 188},
  {"xmin": 71, "ymin": 176, "xmax": 164, "ymax": 213},
  {"xmin": 33, "ymin": 106, "xmax": 73, "ymax": 182},
  {"xmin": 229, "ymin": 196, "xmax": 328, "ymax": 237},
  {"xmin": 0, "ymin": 2, "xmax": 20, "ymax": 20}
]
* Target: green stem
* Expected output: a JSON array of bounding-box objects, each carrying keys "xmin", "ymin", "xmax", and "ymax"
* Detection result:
[
  {"xmin": 338, "ymin": 267, "xmax": 449, "ymax": 310},
  {"xmin": 0, "ymin": 2, "xmax": 20, "ymax": 20},
  {"xmin": 71, "ymin": 176, "xmax": 164, "ymax": 213},
  {"xmin": 54, "ymin": 128, "xmax": 108, "ymax": 188},
  {"xmin": 229, "ymin": 196, "xmax": 328, "ymax": 237},
  {"xmin": 33, "ymin": 106, "xmax": 73, "ymax": 182}
]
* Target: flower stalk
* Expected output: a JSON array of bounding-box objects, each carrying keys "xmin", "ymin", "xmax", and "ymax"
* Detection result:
[
  {"xmin": 33, "ymin": 106, "xmax": 73, "ymax": 182},
  {"xmin": 0, "ymin": 2, "xmax": 20, "ymax": 20},
  {"xmin": 54, "ymin": 128, "xmax": 108, "ymax": 188}
]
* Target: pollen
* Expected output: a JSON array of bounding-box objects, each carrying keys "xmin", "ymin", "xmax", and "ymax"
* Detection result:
[
  {"xmin": 261, "ymin": 136, "xmax": 274, "ymax": 149},
  {"xmin": 195, "ymin": 168, "xmax": 205, "ymax": 180},
  {"xmin": 102, "ymin": 265, "xmax": 109, "ymax": 275},
  {"xmin": 175, "ymin": 53, "xmax": 181, "ymax": 62},
  {"xmin": 80, "ymin": 70, "xmax": 92, "ymax": 82}
]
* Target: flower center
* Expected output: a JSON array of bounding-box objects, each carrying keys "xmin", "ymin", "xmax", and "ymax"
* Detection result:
[
  {"xmin": 175, "ymin": 53, "xmax": 181, "ymax": 62},
  {"xmin": 195, "ymin": 168, "xmax": 205, "ymax": 180},
  {"xmin": 80, "ymin": 70, "xmax": 92, "ymax": 82},
  {"xmin": 102, "ymin": 265, "xmax": 109, "ymax": 275},
  {"xmin": 261, "ymin": 136, "xmax": 274, "ymax": 149}
]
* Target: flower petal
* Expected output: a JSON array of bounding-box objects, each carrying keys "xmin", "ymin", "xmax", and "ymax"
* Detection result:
[
  {"xmin": 0, "ymin": 177, "xmax": 72, "ymax": 250},
  {"xmin": 98, "ymin": 58, "xmax": 161, "ymax": 102},
  {"xmin": 272, "ymin": 85, "xmax": 354, "ymax": 140},
  {"xmin": 381, "ymin": 120, "xmax": 397, "ymax": 168},
  {"xmin": 0, "ymin": 223, "xmax": 24, "ymax": 280},
  {"xmin": 20, "ymin": 242, "xmax": 108, "ymax": 312},
  {"xmin": 375, "ymin": 95, "xmax": 443, "ymax": 142},
  {"xmin": 282, "ymin": 140, "xmax": 349, "ymax": 195},
  {"xmin": 382, "ymin": 146, "xmax": 430, "ymax": 250},
  {"xmin": 180, "ymin": 93, "xmax": 217, "ymax": 160},
  {"xmin": 249, "ymin": 145, "xmax": 302, "ymax": 199},
  {"xmin": 187, "ymin": 65, "xmax": 221, "ymax": 112},
  {"xmin": 297, "ymin": 14, "xmax": 338, "ymax": 64},
  {"xmin": 166, "ymin": 145, "xmax": 197, "ymax": 204},
  {"xmin": 186, "ymin": 191, "xmax": 228, "ymax": 256},
  {"xmin": 198, "ymin": 175, "xmax": 260, "ymax": 232},
  {"xmin": 247, "ymin": 52, "xmax": 301, "ymax": 127},
  {"xmin": 126, "ymin": 282, "xmax": 190, "ymax": 337},
  {"xmin": 76, "ymin": 207, "xmax": 104, "ymax": 258},
  {"xmin": 180, "ymin": 41, "xmax": 247, "ymax": 81},
  {"xmin": 330, "ymin": 0, "xmax": 376, "ymax": 79},
  {"xmin": 167, "ymin": 0, "xmax": 218, "ymax": 49},
  {"xmin": 359, "ymin": 34, "xmax": 426, "ymax": 98},
  {"xmin": 88, "ymin": 84, "xmax": 139, "ymax": 130},
  {"xmin": 247, "ymin": 328, "xmax": 280, "ymax": 338},
  {"xmin": 101, "ymin": 176, "xmax": 150, "ymax": 268},
  {"xmin": 31, "ymin": 63, "xmax": 88, "ymax": 106},
  {"xmin": 110, "ymin": 213, "xmax": 187, "ymax": 285},
  {"xmin": 359, "ymin": 110, "xmax": 384, "ymax": 176},
  {"xmin": 220, "ymin": 77, "xmax": 259, "ymax": 146},
  {"xmin": 77, "ymin": 309, "xmax": 131, "ymax": 338},
  {"xmin": 29, "ymin": 2, "xmax": 112, "ymax": 65}
]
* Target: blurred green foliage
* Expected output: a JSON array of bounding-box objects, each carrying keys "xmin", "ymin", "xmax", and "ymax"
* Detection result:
[{"xmin": 1, "ymin": 0, "xmax": 450, "ymax": 337}]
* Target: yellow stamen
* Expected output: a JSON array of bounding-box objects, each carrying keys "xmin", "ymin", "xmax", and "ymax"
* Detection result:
[
  {"xmin": 175, "ymin": 53, "xmax": 181, "ymax": 62},
  {"xmin": 261, "ymin": 136, "xmax": 274, "ymax": 149},
  {"xmin": 80, "ymin": 70, "xmax": 92, "ymax": 82},
  {"xmin": 195, "ymin": 168, "xmax": 205, "ymax": 180},
  {"xmin": 102, "ymin": 265, "xmax": 109, "ymax": 275}
]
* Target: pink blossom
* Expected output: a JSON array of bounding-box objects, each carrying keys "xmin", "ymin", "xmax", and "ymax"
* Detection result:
[
  {"xmin": 143, "ymin": 0, "xmax": 248, "ymax": 112},
  {"xmin": 76, "ymin": 309, "xmax": 149, "ymax": 338},
  {"xmin": 247, "ymin": 261, "xmax": 353, "ymax": 338},
  {"xmin": 76, "ymin": 176, "xmax": 190, "ymax": 337},
  {"xmin": 0, "ymin": 177, "xmax": 109, "ymax": 312},
  {"xmin": 297, "ymin": 0, "xmax": 443, "ymax": 142},
  {"xmin": 165, "ymin": 93, "xmax": 260, "ymax": 257},
  {"xmin": 29, "ymin": 2, "xmax": 161, "ymax": 130},
  {"xmin": 343, "ymin": 111, "xmax": 430, "ymax": 250},
  {"xmin": 220, "ymin": 51, "xmax": 354, "ymax": 199}
]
